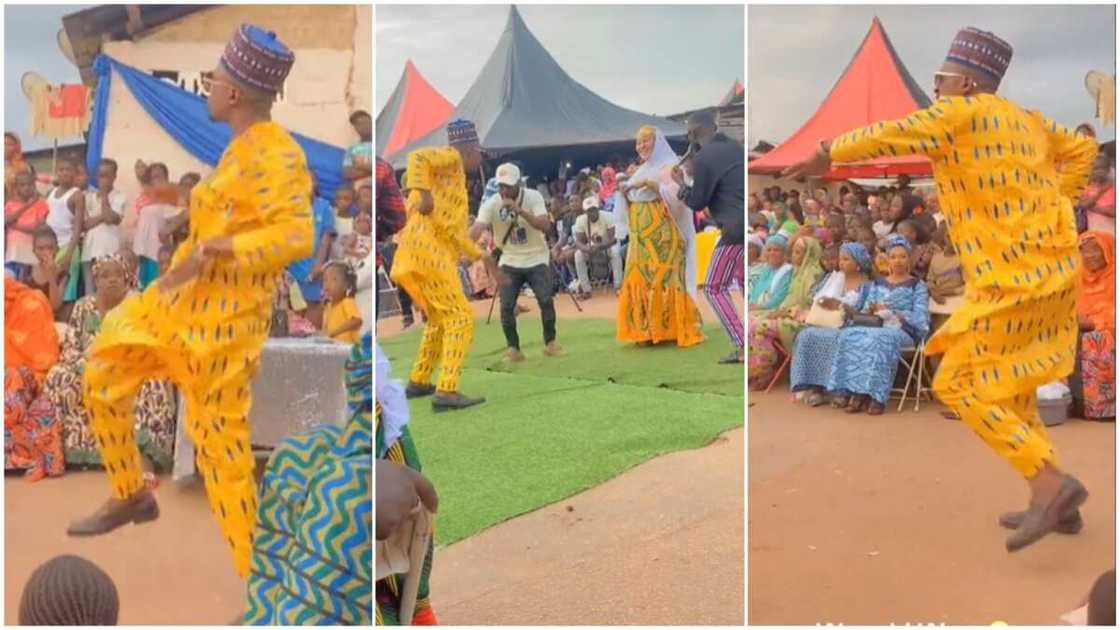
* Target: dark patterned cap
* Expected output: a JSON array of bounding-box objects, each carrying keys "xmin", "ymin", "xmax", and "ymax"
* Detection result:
[
  {"xmin": 946, "ymin": 27, "xmax": 1013, "ymax": 85},
  {"xmin": 220, "ymin": 24, "xmax": 295, "ymax": 95},
  {"xmin": 446, "ymin": 119, "xmax": 479, "ymax": 146}
]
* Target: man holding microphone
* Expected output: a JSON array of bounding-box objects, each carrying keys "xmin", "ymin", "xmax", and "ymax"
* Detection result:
[{"xmin": 470, "ymin": 163, "xmax": 564, "ymax": 363}]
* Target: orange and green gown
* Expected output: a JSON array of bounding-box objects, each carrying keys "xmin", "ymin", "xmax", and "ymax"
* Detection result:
[
  {"xmin": 390, "ymin": 147, "xmax": 482, "ymax": 394},
  {"xmin": 830, "ymin": 93, "xmax": 1097, "ymax": 478},
  {"xmin": 82, "ymin": 121, "xmax": 315, "ymax": 577}
]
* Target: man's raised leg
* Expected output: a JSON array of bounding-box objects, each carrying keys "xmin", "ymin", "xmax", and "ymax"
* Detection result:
[{"xmin": 68, "ymin": 345, "xmax": 163, "ymax": 535}]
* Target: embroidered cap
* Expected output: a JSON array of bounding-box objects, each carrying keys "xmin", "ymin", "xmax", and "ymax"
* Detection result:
[
  {"xmin": 945, "ymin": 27, "xmax": 1013, "ymax": 86},
  {"xmin": 220, "ymin": 24, "xmax": 295, "ymax": 95},
  {"xmin": 446, "ymin": 119, "xmax": 480, "ymax": 146}
]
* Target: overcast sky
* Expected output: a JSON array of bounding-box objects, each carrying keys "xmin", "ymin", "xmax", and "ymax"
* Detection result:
[
  {"xmin": 376, "ymin": 4, "xmax": 744, "ymax": 118},
  {"xmin": 748, "ymin": 5, "xmax": 1116, "ymax": 145},
  {"xmin": 5, "ymin": 4, "xmax": 92, "ymax": 152}
]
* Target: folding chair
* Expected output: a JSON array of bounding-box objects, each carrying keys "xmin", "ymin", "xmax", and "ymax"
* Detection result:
[
  {"xmin": 765, "ymin": 338, "xmax": 792, "ymax": 394},
  {"xmin": 376, "ymin": 265, "xmax": 402, "ymax": 320},
  {"xmin": 894, "ymin": 339, "xmax": 934, "ymax": 412}
]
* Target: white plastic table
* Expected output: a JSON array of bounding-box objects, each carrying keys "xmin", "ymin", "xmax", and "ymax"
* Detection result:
[{"xmin": 172, "ymin": 337, "xmax": 352, "ymax": 481}]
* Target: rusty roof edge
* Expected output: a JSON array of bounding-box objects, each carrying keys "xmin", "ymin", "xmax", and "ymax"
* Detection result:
[{"xmin": 62, "ymin": 5, "xmax": 217, "ymax": 87}]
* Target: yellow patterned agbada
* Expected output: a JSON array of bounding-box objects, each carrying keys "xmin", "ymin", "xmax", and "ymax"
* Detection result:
[
  {"xmin": 390, "ymin": 147, "xmax": 482, "ymax": 394},
  {"xmin": 830, "ymin": 94, "xmax": 1097, "ymax": 479},
  {"xmin": 83, "ymin": 121, "xmax": 314, "ymax": 577}
]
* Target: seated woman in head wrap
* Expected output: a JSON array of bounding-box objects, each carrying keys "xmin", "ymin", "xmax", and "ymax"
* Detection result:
[
  {"xmin": 790, "ymin": 242, "xmax": 874, "ymax": 407},
  {"xmin": 614, "ymin": 126, "xmax": 703, "ymax": 347},
  {"xmin": 748, "ymin": 235, "xmax": 793, "ymax": 312},
  {"xmin": 747, "ymin": 235, "xmax": 824, "ymax": 390},
  {"xmin": 243, "ymin": 333, "xmax": 372, "ymax": 624},
  {"xmin": 827, "ymin": 234, "xmax": 930, "ymax": 415},
  {"xmin": 1069, "ymin": 231, "xmax": 1115, "ymax": 420},
  {"xmin": 5, "ymin": 277, "xmax": 63, "ymax": 481},
  {"xmin": 43, "ymin": 254, "xmax": 178, "ymax": 478}
]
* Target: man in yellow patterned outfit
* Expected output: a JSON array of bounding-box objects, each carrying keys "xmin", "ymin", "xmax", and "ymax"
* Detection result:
[
  {"xmin": 67, "ymin": 25, "xmax": 313, "ymax": 579},
  {"xmin": 785, "ymin": 27, "xmax": 1097, "ymax": 552},
  {"xmin": 391, "ymin": 119, "xmax": 496, "ymax": 412}
]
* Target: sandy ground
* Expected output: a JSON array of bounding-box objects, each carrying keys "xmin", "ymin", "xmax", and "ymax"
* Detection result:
[
  {"xmin": 380, "ymin": 289, "xmax": 744, "ymax": 625},
  {"xmin": 5, "ymin": 472, "xmax": 245, "ymax": 624},
  {"xmin": 430, "ymin": 427, "xmax": 744, "ymax": 625},
  {"xmin": 748, "ymin": 392, "xmax": 1115, "ymax": 626}
]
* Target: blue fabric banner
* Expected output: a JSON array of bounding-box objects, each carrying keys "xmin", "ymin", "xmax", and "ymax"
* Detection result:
[{"xmin": 86, "ymin": 55, "xmax": 345, "ymax": 201}]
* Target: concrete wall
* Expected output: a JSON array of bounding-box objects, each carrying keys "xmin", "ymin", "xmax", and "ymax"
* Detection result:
[{"xmin": 95, "ymin": 3, "xmax": 371, "ymax": 202}]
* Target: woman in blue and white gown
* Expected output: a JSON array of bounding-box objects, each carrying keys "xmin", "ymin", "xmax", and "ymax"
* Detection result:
[{"xmin": 828, "ymin": 234, "xmax": 930, "ymax": 415}]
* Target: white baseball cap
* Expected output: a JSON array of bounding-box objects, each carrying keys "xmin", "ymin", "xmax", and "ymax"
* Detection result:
[
  {"xmin": 582, "ymin": 196, "xmax": 601, "ymax": 211},
  {"xmin": 495, "ymin": 163, "xmax": 521, "ymax": 186}
]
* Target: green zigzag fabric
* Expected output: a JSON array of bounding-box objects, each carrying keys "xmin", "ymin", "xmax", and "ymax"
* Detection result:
[{"xmin": 244, "ymin": 333, "xmax": 372, "ymax": 624}]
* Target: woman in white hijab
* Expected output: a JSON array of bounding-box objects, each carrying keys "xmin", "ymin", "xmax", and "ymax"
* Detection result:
[{"xmin": 613, "ymin": 126, "xmax": 704, "ymax": 347}]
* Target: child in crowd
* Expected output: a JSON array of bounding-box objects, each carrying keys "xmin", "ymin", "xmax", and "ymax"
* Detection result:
[
  {"xmin": 28, "ymin": 227, "xmax": 74, "ymax": 320},
  {"xmin": 160, "ymin": 172, "xmax": 200, "ymax": 248},
  {"xmin": 331, "ymin": 185, "xmax": 356, "ymax": 261},
  {"xmin": 321, "ymin": 262, "xmax": 362, "ymax": 344},
  {"xmin": 5, "ymin": 170, "xmax": 49, "ymax": 279},
  {"xmin": 345, "ymin": 209, "xmax": 373, "ymax": 272},
  {"xmin": 80, "ymin": 159, "xmax": 126, "ymax": 295},
  {"xmin": 132, "ymin": 162, "xmax": 178, "ymax": 290},
  {"xmin": 45, "ymin": 159, "xmax": 85, "ymax": 311}
]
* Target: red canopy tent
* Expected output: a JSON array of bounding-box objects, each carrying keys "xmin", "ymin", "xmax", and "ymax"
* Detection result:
[
  {"xmin": 719, "ymin": 80, "xmax": 744, "ymax": 107},
  {"xmin": 749, "ymin": 17, "xmax": 934, "ymax": 180},
  {"xmin": 375, "ymin": 60, "xmax": 455, "ymax": 160}
]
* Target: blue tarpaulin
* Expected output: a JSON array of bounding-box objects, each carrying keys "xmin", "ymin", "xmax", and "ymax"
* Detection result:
[
  {"xmin": 86, "ymin": 54, "xmax": 346, "ymax": 201},
  {"xmin": 86, "ymin": 54, "xmax": 348, "ymax": 286}
]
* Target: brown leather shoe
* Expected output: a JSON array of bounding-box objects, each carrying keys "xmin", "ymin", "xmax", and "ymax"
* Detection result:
[
  {"xmin": 432, "ymin": 391, "xmax": 485, "ymax": 412},
  {"xmin": 405, "ymin": 382, "xmax": 436, "ymax": 399},
  {"xmin": 67, "ymin": 490, "xmax": 160, "ymax": 537},
  {"xmin": 999, "ymin": 508, "xmax": 1083, "ymax": 535},
  {"xmin": 1005, "ymin": 475, "xmax": 1089, "ymax": 552}
]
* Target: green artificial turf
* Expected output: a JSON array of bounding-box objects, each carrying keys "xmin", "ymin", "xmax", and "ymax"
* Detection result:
[{"xmin": 380, "ymin": 317, "xmax": 744, "ymax": 545}]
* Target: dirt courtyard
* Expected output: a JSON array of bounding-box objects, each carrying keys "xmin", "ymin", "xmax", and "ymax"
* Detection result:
[{"xmin": 749, "ymin": 392, "xmax": 1115, "ymax": 625}]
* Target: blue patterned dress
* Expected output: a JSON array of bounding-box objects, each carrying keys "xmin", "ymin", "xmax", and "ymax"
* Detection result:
[
  {"xmin": 827, "ymin": 278, "xmax": 930, "ymax": 404},
  {"xmin": 790, "ymin": 283, "xmax": 871, "ymax": 393}
]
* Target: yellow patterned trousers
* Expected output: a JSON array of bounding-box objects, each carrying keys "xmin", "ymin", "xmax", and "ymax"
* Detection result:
[
  {"xmin": 933, "ymin": 349, "xmax": 1057, "ymax": 480},
  {"xmin": 83, "ymin": 324, "xmax": 259, "ymax": 578},
  {"xmin": 401, "ymin": 270, "xmax": 474, "ymax": 394}
]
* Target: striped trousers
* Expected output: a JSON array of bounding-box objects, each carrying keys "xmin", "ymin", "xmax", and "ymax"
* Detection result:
[{"xmin": 703, "ymin": 243, "xmax": 744, "ymax": 349}]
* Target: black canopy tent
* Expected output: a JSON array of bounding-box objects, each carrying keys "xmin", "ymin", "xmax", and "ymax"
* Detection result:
[{"xmin": 388, "ymin": 5, "xmax": 686, "ymax": 177}]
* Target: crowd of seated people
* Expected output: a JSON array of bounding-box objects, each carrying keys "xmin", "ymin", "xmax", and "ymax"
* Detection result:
[{"xmin": 747, "ymin": 176, "xmax": 1115, "ymax": 422}]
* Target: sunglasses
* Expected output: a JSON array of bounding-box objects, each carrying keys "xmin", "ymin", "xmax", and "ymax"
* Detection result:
[
  {"xmin": 933, "ymin": 71, "xmax": 971, "ymax": 87},
  {"xmin": 201, "ymin": 75, "xmax": 239, "ymax": 94}
]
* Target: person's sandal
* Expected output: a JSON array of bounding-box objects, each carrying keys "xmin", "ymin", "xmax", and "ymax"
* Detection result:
[
  {"xmin": 831, "ymin": 396, "xmax": 850, "ymax": 410},
  {"xmin": 806, "ymin": 392, "xmax": 827, "ymax": 407},
  {"xmin": 867, "ymin": 401, "xmax": 885, "ymax": 416},
  {"xmin": 845, "ymin": 396, "xmax": 868, "ymax": 414}
]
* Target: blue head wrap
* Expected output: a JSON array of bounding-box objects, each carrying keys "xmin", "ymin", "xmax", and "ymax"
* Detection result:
[
  {"xmin": 885, "ymin": 233, "xmax": 913, "ymax": 253},
  {"xmin": 765, "ymin": 234, "xmax": 789, "ymax": 249},
  {"xmin": 840, "ymin": 241, "xmax": 873, "ymax": 272}
]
